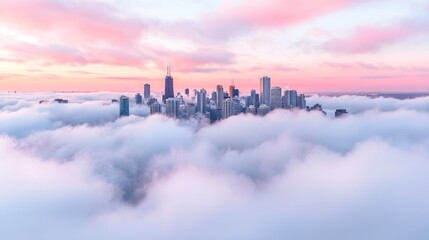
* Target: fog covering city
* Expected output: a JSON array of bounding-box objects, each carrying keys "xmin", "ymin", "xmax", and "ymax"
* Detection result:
[{"xmin": 1, "ymin": 92, "xmax": 429, "ymax": 239}]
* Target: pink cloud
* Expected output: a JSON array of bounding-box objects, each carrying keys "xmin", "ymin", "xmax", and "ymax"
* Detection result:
[
  {"xmin": 321, "ymin": 62, "xmax": 390, "ymax": 71},
  {"xmin": 2, "ymin": 40, "xmax": 147, "ymax": 67},
  {"xmin": 322, "ymin": 25, "xmax": 415, "ymax": 54},
  {"xmin": 152, "ymin": 48, "xmax": 236, "ymax": 73},
  {"xmin": 203, "ymin": 0, "xmax": 364, "ymax": 39},
  {"xmin": 0, "ymin": 0, "xmax": 144, "ymax": 45},
  {"xmin": 320, "ymin": 8, "xmax": 429, "ymax": 54},
  {"xmin": 223, "ymin": 0, "xmax": 357, "ymax": 27}
]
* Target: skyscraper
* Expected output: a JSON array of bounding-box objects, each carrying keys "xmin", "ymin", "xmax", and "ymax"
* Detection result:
[
  {"xmin": 216, "ymin": 85, "xmax": 224, "ymax": 109},
  {"xmin": 253, "ymin": 93, "xmax": 260, "ymax": 109},
  {"xmin": 185, "ymin": 88, "xmax": 190, "ymax": 96},
  {"xmin": 232, "ymin": 98, "xmax": 241, "ymax": 115},
  {"xmin": 150, "ymin": 101, "xmax": 161, "ymax": 114},
  {"xmin": 143, "ymin": 84, "xmax": 150, "ymax": 99},
  {"xmin": 119, "ymin": 96, "xmax": 129, "ymax": 117},
  {"xmin": 186, "ymin": 103, "xmax": 197, "ymax": 118},
  {"xmin": 232, "ymin": 88, "xmax": 239, "ymax": 97},
  {"xmin": 289, "ymin": 90, "xmax": 298, "ymax": 109},
  {"xmin": 211, "ymin": 91, "xmax": 217, "ymax": 103},
  {"xmin": 260, "ymin": 76, "xmax": 271, "ymax": 106},
  {"xmin": 297, "ymin": 94, "xmax": 306, "ymax": 109},
  {"xmin": 197, "ymin": 89, "xmax": 207, "ymax": 114},
  {"xmin": 282, "ymin": 91, "xmax": 290, "ymax": 109},
  {"xmin": 257, "ymin": 104, "xmax": 270, "ymax": 116},
  {"xmin": 135, "ymin": 93, "xmax": 143, "ymax": 105},
  {"xmin": 229, "ymin": 84, "xmax": 235, "ymax": 98},
  {"xmin": 222, "ymin": 98, "xmax": 233, "ymax": 119},
  {"xmin": 270, "ymin": 87, "xmax": 282, "ymax": 110},
  {"xmin": 166, "ymin": 98, "xmax": 179, "ymax": 118},
  {"xmin": 163, "ymin": 66, "xmax": 174, "ymax": 102},
  {"xmin": 250, "ymin": 89, "xmax": 256, "ymax": 106}
]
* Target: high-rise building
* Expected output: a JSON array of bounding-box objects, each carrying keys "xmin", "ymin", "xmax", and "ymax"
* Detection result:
[
  {"xmin": 260, "ymin": 76, "xmax": 271, "ymax": 106},
  {"xmin": 163, "ymin": 66, "xmax": 174, "ymax": 102},
  {"xmin": 166, "ymin": 98, "xmax": 180, "ymax": 118},
  {"xmin": 257, "ymin": 104, "xmax": 270, "ymax": 116},
  {"xmin": 147, "ymin": 97, "xmax": 157, "ymax": 106},
  {"xmin": 150, "ymin": 101, "xmax": 161, "ymax": 114},
  {"xmin": 270, "ymin": 87, "xmax": 282, "ymax": 110},
  {"xmin": 250, "ymin": 89, "xmax": 256, "ymax": 106},
  {"xmin": 297, "ymin": 94, "xmax": 306, "ymax": 109},
  {"xmin": 282, "ymin": 91, "xmax": 290, "ymax": 109},
  {"xmin": 186, "ymin": 103, "xmax": 197, "ymax": 118},
  {"xmin": 119, "ymin": 96, "xmax": 130, "ymax": 117},
  {"xmin": 209, "ymin": 108, "xmax": 222, "ymax": 123},
  {"xmin": 232, "ymin": 98, "xmax": 241, "ymax": 115},
  {"xmin": 144, "ymin": 84, "xmax": 150, "ymax": 99},
  {"xmin": 222, "ymin": 98, "xmax": 233, "ymax": 119},
  {"xmin": 211, "ymin": 91, "xmax": 217, "ymax": 103},
  {"xmin": 229, "ymin": 84, "xmax": 235, "ymax": 98},
  {"xmin": 185, "ymin": 88, "xmax": 190, "ymax": 96},
  {"xmin": 197, "ymin": 89, "xmax": 207, "ymax": 114},
  {"xmin": 289, "ymin": 90, "xmax": 298, "ymax": 109},
  {"xmin": 283, "ymin": 90, "xmax": 297, "ymax": 109},
  {"xmin": 216, "ymin": 85, "xmax": 224, "ymax": 109},
  {"xmin": 253, "ymin": 93, "xmax": 260, "ymax": 109},
  {"xmin": 245, "ymin": 96, "xmax": 252, "ymax": 108},
  {"xmin": 232, "ymin": 88, "xmax": 239, "ymax": 97},
  {"xmin": 135, "ymin": 93, "xmax": 143, "ymax": 105}
]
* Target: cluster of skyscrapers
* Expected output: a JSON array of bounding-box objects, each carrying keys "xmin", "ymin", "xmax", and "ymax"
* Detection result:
[{"xmin": 118, "ymin": 67, "xmax": 330, "ymax": 121}]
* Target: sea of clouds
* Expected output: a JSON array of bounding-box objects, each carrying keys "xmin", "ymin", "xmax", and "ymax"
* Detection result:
[{"xmin": 1, "ymin": 92, "xmax": 429, "ymax": 240}]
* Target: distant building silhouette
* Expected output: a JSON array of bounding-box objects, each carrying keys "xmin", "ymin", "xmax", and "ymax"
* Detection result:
[
  {"xmin": 309, "ymin": 104, "xmax": 327, "ymax": 115},
  {"xmin": 54, "ymin": 98, "xmax": 68, "ymax": 104},
  {"xmin": 119, "ymin": 96, "xmax": 130, "ymax": 117},
  {"xmin": 335, "ymin": 109, "xmax": 348, "ymax": 118}
]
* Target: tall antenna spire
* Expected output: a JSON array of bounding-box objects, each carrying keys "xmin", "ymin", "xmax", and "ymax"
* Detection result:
[{"xmin": 167, "ymin": 64, "xmax": 171, "ymax": 76}]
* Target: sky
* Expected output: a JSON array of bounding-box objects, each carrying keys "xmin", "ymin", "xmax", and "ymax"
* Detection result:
[
  {"xmin": 2, "ymin": 93, "xmax": 429, "ymax": 239},
  {"xmin": 0, "ymin": 0, "xmax": 428, "ymax": 92}
]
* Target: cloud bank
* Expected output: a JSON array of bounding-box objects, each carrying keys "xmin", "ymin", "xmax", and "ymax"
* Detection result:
[{"xmin": 1, "ymin": 93, "xmax": 429, "ymax": 239}]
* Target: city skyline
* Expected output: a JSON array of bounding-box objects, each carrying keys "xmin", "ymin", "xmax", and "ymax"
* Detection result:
[
  {"xmin": 2, "ymin": 2, "xmax": 429, "ymax": 239},
  {"xmin": 0, "ymin": 0, "xmax": 428, "ymax": 92}
]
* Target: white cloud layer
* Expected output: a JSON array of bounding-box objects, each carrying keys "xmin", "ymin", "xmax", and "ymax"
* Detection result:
[{"xmin": 1, "ymin": 93, "xmax": 429, "ymax": 240}]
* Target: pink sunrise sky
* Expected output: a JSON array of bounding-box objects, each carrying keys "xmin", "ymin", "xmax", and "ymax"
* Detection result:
[{"xmin": 0, "ymin": 0, "xmax": 428, "ymax": 93}]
